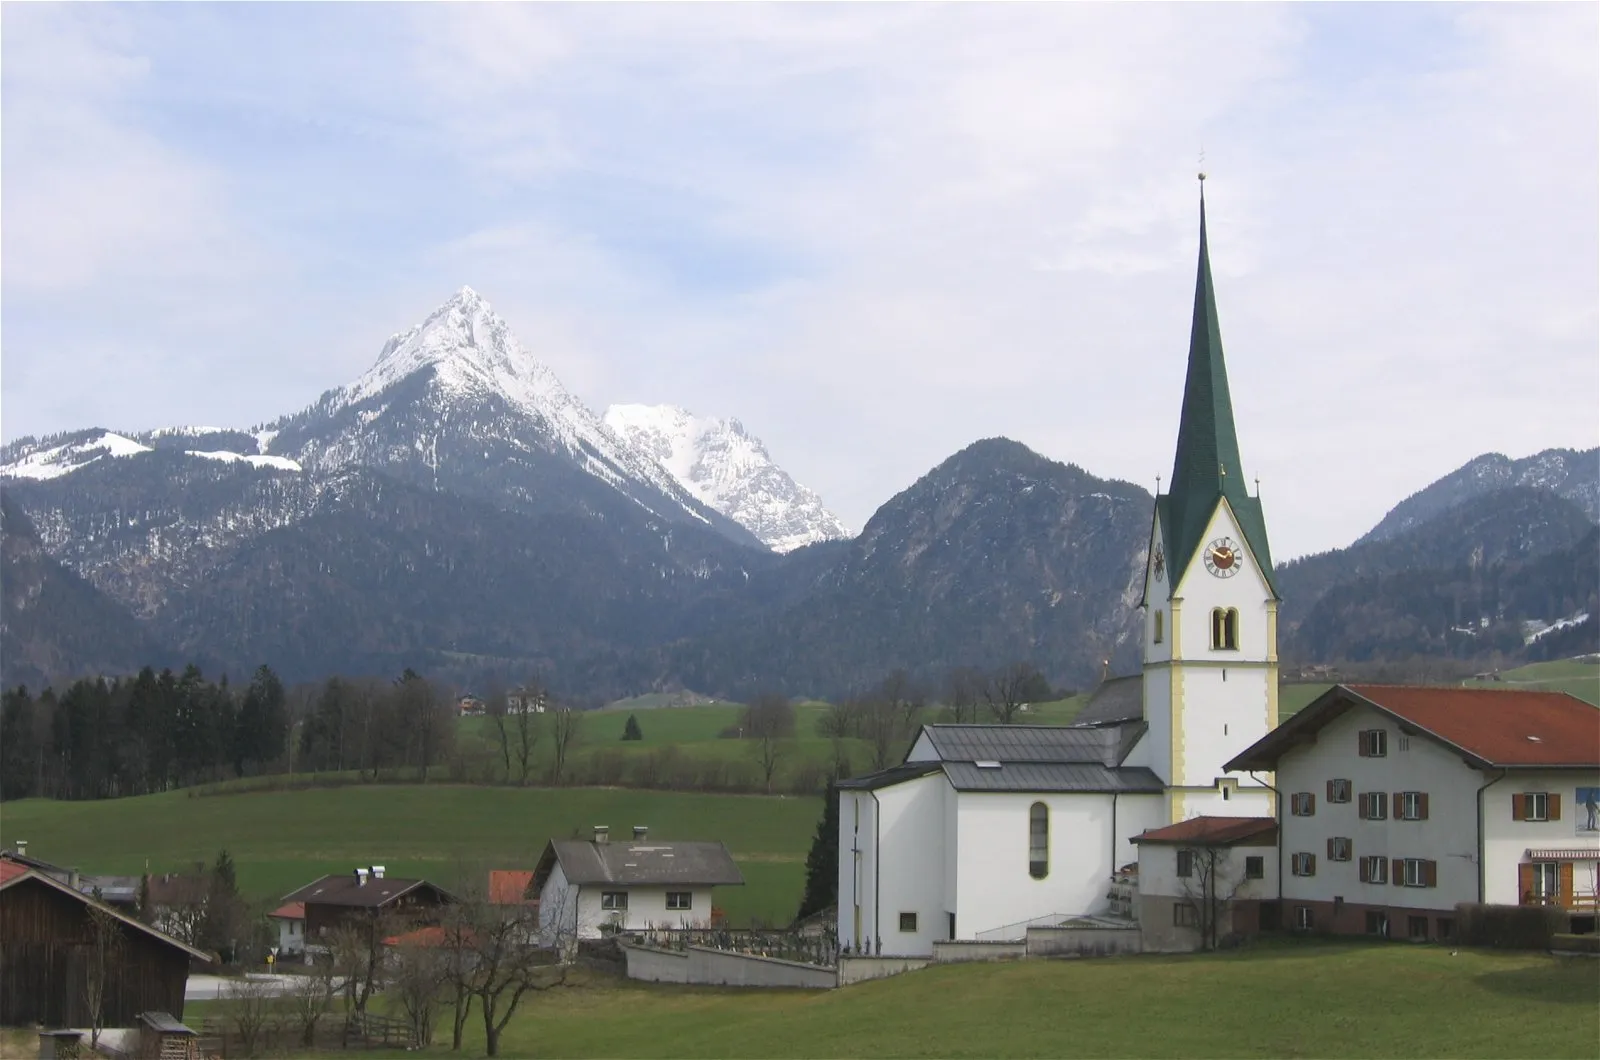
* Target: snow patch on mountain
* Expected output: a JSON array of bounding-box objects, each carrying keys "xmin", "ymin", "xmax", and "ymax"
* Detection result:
[
  {"xmin": 604, "ymin": 403, "xmax": 850, "ymax": 552},
  {"xmin": 0, "ymin": 431, "xmax": 152, "ymax": 480},
  {"xmin": 187, "ymin": 450, "xmax": 302, "ymax": 472}
]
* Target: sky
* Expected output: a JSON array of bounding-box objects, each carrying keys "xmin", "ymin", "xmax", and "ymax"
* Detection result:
[{"xmin": 2, "ymin": 3, "xmax": 1595, "ymax": 561}]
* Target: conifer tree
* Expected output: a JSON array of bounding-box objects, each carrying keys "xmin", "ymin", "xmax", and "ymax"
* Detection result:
[
  {"xmin": 621, "ymin": 714, "xmax": 643, "ymax": 741},
  {"xmin": 796, "ymin": 779, "xmax": 840, "ymax": 921}
]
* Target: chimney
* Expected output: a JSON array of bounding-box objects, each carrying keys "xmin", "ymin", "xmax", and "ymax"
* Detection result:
[
  {"xmin": 14, "ymin": 840, "xmax": 25, "ymax": 858},
  {"xmin": 371, "ymin": 865, "xmax": 386, "ymax": 880},
  {"xmin": 355, "ymin": 867, "xmax": 369, "ymax": 886},
  {"xmin": 593, "ymin": 826, "xmax": 609, "ymax": 845},
  {"xmin": 632, "ymin": 826, "xmax": 648, "ymax": 842}
]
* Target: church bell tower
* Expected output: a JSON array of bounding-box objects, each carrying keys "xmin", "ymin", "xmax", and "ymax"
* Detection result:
[{"xmin": 1141, "ymin": 177, "xmax": 1278, "ymax": 822}]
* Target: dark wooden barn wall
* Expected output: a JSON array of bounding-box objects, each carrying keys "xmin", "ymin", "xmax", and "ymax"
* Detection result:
[{"xmin": 1, "ymin": 879, "xmax": 190, "ymax": 1027}]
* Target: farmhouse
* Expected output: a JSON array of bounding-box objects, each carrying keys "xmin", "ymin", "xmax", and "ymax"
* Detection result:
[
  {"xmin": 1132, "ymin": 816, "xmax": 1278, "ymax": 952},
  {"xmin": 267, "ymin": 900, "xmax": 307, "ymax": 958},
  {"xmin": 1226, "ymin": 682, "xmax": 1600, "ymax": 939},
  {"xmin": 533, "ymin": 826, "xmax": 743, "ymax": 940},
  {"xmin": 281, "ymin": 866, "xmax": 454, "ymax": 951},
  {"xmin": 0, "ymin": 862, "xmax": 214, "ymax": 1027},
  {"xmin": 838, "ymin": 182, "xmax": 1282, "ymax": 957}
]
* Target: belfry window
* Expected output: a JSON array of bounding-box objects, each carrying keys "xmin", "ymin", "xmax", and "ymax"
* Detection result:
[
  {"xmin": 1153, "ymin": 611, "xmax": 1164, "ymax": 644},
  {"xmin": 1028, "ymin": 802, "xmax": 1049, "ymax": 879},
  {"xmin": 1210, "ymin": 608, "xmax": 1239, "ymax": 651}
]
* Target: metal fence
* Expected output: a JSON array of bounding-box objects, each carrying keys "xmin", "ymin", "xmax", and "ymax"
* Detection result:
[{"xmin": 628, "ymin": 924, "xmax": 840, "ymax": 968}]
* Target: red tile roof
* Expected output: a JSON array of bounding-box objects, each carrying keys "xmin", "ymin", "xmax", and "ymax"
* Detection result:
[
  {"xmin": 268, "ymin": 901, "xmax": 305, "ymax": 920},
  {"xmin": 1133, "ymin": 817, "xmax": 1277, "ymax": 846},
  {"xmin": 382, "ymin": 924, "xmax": 474, "ymax": 948},
  {"xmin": 0, "ymin": 860, "xmax": 28, "ymax": 884},
  {"xmin": 488, "ymin": 869, "xmax": 536, "ymax": 905},
  {"xmin": 1228, "ymin": 683, "xmax": 1600, "ymax": 772}
]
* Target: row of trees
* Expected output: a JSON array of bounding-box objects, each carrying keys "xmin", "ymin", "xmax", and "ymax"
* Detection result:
[{"xmin": 1, "ymin": 666, "xmax": 288, "ymax": 801}]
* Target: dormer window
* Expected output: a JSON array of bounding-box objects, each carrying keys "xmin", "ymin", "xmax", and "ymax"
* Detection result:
[{"xmin": 1210, "ymin": 608, "xmax": 1238, "ymax": 651}]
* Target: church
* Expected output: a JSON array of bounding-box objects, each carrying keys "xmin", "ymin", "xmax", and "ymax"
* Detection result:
[{"xmin": 836, "ymin": 182, "xmax": 1282, "ymax": 957}]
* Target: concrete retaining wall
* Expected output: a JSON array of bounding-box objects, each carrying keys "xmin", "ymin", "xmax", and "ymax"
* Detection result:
[
  {"xmin": 1025, "ymin": 925, "xmax": 1141, "ymax": 958},
  {"xmin": 932, "ymin": 940, "xmax": 1028, "ymax": 963},
  {"xmin": 836, "ymin": 956, "xmax": 931, "ymax": 985},
  {"xmin": 621, "ymin": 943, "xmax": 837, "ymax": 989}
]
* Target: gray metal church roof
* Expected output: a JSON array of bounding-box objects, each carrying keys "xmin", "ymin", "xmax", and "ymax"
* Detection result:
[
  {"xmin": 942, "ymin": 762, "xmax": 1164, "ymax": 793},
  {"xmin": 1069, "ymin": 675, "xmax": 1145, "ymax": 728},
  {"xmin": 918, "ymin": 724, "xmax": 1128, "ymax": 767}
]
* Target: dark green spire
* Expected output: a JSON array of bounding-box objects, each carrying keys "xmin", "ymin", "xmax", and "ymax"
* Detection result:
[{"xmin": 1157, "ymin": 185, "xmax": 1278, "ymax": 597}]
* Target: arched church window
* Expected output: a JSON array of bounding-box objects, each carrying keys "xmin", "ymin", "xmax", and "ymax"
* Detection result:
[
  {"xmin": 1211, "ymin": 608, "xmax": 1239, "ymax": 651},
  {"xmin": 1028, "ymin": 802, "xmax": 1049, "ymax": 879},
  {"xmin": 1153, "ymin": 611, "xmax": 1164, "ymax": 644}
]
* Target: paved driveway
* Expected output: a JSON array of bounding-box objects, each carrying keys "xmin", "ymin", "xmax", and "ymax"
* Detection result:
[{"xmin": 185, "ymin": 973, "xmax": 307, "ymax": 1001}]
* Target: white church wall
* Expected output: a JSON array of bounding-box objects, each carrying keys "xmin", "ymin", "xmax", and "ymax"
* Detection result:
[
  {"xmin": 874, "ymin": 773, "xmax": 951, "ymax": 956},
  {"xmin": 1144, "ymin": 512, "xmax": 1173, "ymax": 667},
  {"xmin": 906, "ymin": 731, "xmax": 938, "ymax": 763},
  {"xmin": 1116, "ymin": 794, "xmax": 1170, "ymax": 866},
  {"xmin": 838, "ymin": 790, "xmax": 877, "ymax": 952}
]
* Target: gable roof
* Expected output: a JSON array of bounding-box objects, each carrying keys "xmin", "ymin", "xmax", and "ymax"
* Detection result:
[
  {"xmin": 1155, "ymin": 191, "xmax": 1278, "ymax": 600},
  {"xmin": 843, "ymin": 720, "xmax": 1160, "ymax": 794},
  {"xmin": 281, "ymin": 873, "xmax": 454, "ymax": 909},
  {"xmin": 533, "ymin": 840, "xmax": 744, "ymax": 895},
  {"xmin": 942, "ymin": 761, "xmax": 1164, "ymax": 794},
  {"xmin": 0, "ymin": 869, "xmax": 216, "ymax": 962},
  {"xmin": 268, "ymin": 901, "xmax": 305, "ymax": 921},
  {"xmin": 1227, "ymin": 683, "xmax": 1600, "ymax": 772},
  {"xmin": 914, "ymin": 723, "xmax": 1138, "ymax": 768},
  {"xmin": 0, "ymin": 859, "xmax": 28, "ymax": 884},
  {"xmin": 1070, "ymin": 675, "xmax": 1144, "ymax": 727},
  {"xmin": 1133, "ymin": 816, "xmax": 1277, "ymax": 846},
  {"xmin": 488, "ymin": 870, "xmax": 536, "ymax": 905}
]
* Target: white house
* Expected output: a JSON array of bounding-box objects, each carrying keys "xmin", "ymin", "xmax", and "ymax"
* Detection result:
[
  {"xmin": 1131, "ymin": 816, "xmax": 1278, "ymax": 952},
  {"xmin": 533, "ymin": 827, "xmax": 744, "ymax": 941},
  {"xmin": 835, "ymin": 185, "xmax": 1283, "ymax": 958},
  {"xmin": 1226, "ymin": 683, "xmax": 1600, "ymax": 940},
  {"xmin": 267, "ymin": 901, "xmax": 306, "ymax": 959}
]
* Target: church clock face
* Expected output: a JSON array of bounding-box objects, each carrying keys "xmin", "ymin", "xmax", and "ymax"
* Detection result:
[{"xmin": 1204, "ymin": 537, "xmax": 1242, "ymax": 578}]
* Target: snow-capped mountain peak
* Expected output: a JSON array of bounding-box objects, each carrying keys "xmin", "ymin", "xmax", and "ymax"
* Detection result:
[{"xmin": 604, "ymin": 403, "xmax": 850, "ymax": 552}]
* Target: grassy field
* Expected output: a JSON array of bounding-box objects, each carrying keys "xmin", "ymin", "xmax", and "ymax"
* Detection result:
[
  {"xmin": 0, "ymin": 786, "xmax": 819, "ymax": 926},
  {"xmin": 184, "ymin": 940, "xmax": 1599, "ymax": 1059},
  {"xmin": 1464, "ymin": 657, "xmax": 1600, "ymax": 704}
]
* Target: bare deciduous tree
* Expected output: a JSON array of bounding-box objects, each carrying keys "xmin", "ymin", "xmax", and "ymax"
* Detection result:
[
  {"xmin": 485, "ymin": 682, "xmax": 512, "ymax": 782},
  {"xmin": 513, "ymin": 685, "xmax": 544, "ymax": 786},
  {"xmin": 83, "ymin": 897, "xmax": 124, "ymax": 1049},
  {"xmin": 392, "ymin": 938, "xmax": 450, "ymax": 1046},
  {"xmin": 1176, "ymin": 844, "xmax": 1249, "ymax": 952},
  {"xmin": 548, "ymin": 705, "xmax": 581, "ymax": 785},
  {"xmin": 944, "ymin": 666, "xmax": 985, "ymax": 724},
  {"xmin": 287, "ymin": 957, "xmax": 341, "ymax": 1047},
  {"xmin": 744, "ymin": 693, "xmax": 795, "ymax": 794},
  {"xmin": 225, "ymin": 976, "xmax": 276, "ymax": 1058},
  {"xmin": 984, "ymin": 661, "xmax": 1041, "ymax": 724}
]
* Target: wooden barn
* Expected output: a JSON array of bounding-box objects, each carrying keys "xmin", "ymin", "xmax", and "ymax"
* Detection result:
[
  {"xmin": 0, "ymin": 864, "xmax": 214, "ymax": 1027},
  {"xmin": 282, "ymin": 866, "xmax": 454, "ymax": 948}
]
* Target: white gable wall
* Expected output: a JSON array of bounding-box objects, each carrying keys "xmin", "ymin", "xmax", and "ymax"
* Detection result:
[
  {"xmin": 1483, "ymin": 769, "xmax": 1600, "ymax": 905},
  {"xmin": 873, "ymin": 773, "xmax": 951, "ymax": 956}
]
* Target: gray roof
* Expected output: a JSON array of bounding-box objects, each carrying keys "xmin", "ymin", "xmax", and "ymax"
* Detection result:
[
  {"xmin": 282, "ymin": 874, "xmax": 453, "ymax": 909},
  {"xmin": 942, "ymin": 762, "xmax": 1164, "ymax": 793},
  {"xmin": 535, "ymin": 840, "xmax": 744, "ymax": 892},
  {"xmin": 1070, "ymin": 675, "xmax": 1144, "ymax": 727},
  {"xmin": 918, "ymin": 724, "xmax": 1132, "ymax": 767},
  {"xmin": 836, "ymin": 762, "xmax": 944, "ymax": 791}
]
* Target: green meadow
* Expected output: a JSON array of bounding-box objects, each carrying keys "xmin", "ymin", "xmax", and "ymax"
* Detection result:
[
  {"xmin": 1465, "ymin": 657, "xmax": 1600, "ymax": 704},
  {"xmin": 0, "ymin": 786, "xmax": 819, "ymax": 926},
  {"xmin": 181, "ymin": 940, "xmax": 1598, "ymax": 1059}
]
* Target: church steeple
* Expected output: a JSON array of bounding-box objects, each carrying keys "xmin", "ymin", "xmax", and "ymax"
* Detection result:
[{"xmin": 1159, "ymin": 181, "xmax": 1278, "ymax": 597}]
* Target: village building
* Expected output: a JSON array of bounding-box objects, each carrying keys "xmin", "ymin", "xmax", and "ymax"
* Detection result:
[
  {"xmin": 280, "ymin": 866, "xmax": 453, "ymax": 954},
  {"xmin": 837, "ymin": 182, "xmax": 1283, "ymax": 958},
  {"xmin": 1132, "ymin": 816, "xmax": 1279, "ymax": 952},
  {"xmin": 533, "ymin": 826, "xmax": 743, "ymax": 941},
  {"xmin": 267, "ymin": 900, "xmax": 307, "ymax": 958},
  {"xmin": 0, "ymin": 862, "xmax": 214, "ymax": 1027},
  {"xmin": 1224, "ymin": 682, "xmax": 1600, "ymax": 939}
]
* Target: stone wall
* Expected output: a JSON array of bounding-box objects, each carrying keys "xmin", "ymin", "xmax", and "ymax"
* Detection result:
[
  {"xmin": 836, "ymin": 956, "xmax": 931, "ymax": 985},
  {"xmin": 621, "ymin": 943, "xmax": 838, "ymax": 989},
  {"xmin": 932, "ymin": 940, "xmax": 1028, "ymax": 963},
  {"xmin": 1025, "ymin": 924, "xmax": 1141, "ymax": 958}
]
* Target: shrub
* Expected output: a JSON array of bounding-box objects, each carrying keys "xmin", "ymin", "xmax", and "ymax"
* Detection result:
[{"xmin": 1456, "ymin": 902, "xmax": 1566, "ymax": 950}]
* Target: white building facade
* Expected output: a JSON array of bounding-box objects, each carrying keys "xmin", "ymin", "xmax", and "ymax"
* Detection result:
[
  {"xmin": 533, "ymin": 831, "xmax": 743, "ymax": 942},
  {"xmin": 1227, "ymin": 684, "xmax": 1600, "ymax": 939}
]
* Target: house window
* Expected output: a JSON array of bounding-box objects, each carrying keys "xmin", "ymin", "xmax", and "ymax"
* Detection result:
[
  {"xmin": 1327, "ymin": 779, "xmax": 1352, "ymax": 803},
  {"xmin": 1360, "ymin": 856, "xmax": 1389, "ymax": 884},
  {"xmin": 1291, "ymin": 852, "xmax": 1317, "ymax": 877},
  {"xmin": 1153, "ymin": 610, "xmax": 1164, "ymax": 644},
  {"xmin": 1398, "ymin": 791, "xmax": 1428, "ymax": 821},
  {"xmin": 1173, "ymin": 903, "xmax": 1198, "ymax": 927},
  {"xmin": 1295, "ymin": 906, "xmax": 1314, "ymax": 930},
  {"xmin": 1436, "ymin": 917, "xmax": 1455, "ymax": 941},
  {"xmin": 1366, "ymin": 911, "xmax": 1389, "ymax": 937},
  {"xmin": 1245, "ymin": 856, "xmax": 1265, "ymax": 880},
  {"xmin": 1210, "ymin": 608, "xmax": 1239, "ymax": 651},
  {"xmin": 601, "ymin": 891, "xmax": 629, "ymax": 911},
  {"xmin": 1516, "ymin": 792, "xmax": 1558, "ymax": 822},
  {"xmin": 666, "ymin": 892, "xmax": 692, "ymax": 911},
  {"xmin": 1328, "ymin": 837, "xmax": 1353, "ymax": 862},
  {"xmin": 899, "ymin": 912, "xmax": 918, "ymax": 932},
  {"xmin": 1176, "ymin": 849, "xmax": 1194, "ymax": 878},
  {"xmin": 1359, "ymin": 792, "xmax": 1388, "ymax": 820},
  {"xmin": 1531, "ymin": 862, "xmax": 1559, "ymax": 899},
  {"xmin": 1408, "ymin": 915, "xmax": 1429, "ymax": 940},
  {"xmin": 1290, "ymin": 792, "xmax": 1316, "ymax": 816},
  {"xmin": 1028, "ymin": 802, "xmax": 1049, "ymax": 879},
  {"xmin": 1358, "ymin": 730, "xmax": 1387, "ymax": 757},
  {"xmin": 1400, "ymin": 859, "xmax": 1437, "ymax": 888},
  {"xmin": 1398, "ymin": 735, "xmax": 1411, "ymax": 752}
]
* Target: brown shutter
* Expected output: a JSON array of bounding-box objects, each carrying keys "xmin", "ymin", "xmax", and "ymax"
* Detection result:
[
  {"xmin": 1326, "ymin": 837, "xmax": 1335, "ymax": 859},
  {"xmin": 1424, "ymin": 860, "xmax": 1437, "ymax": 888},
  {"xmin": 1308, "ymin": 854, "xmax": 1316, "ymax": 875},
  {"xmin": 1392, "ymin": 792, "xmax": 1402, "ymax": 819},
  {"xmin": 1392, "ymin": 858, "xmax": 1404, "ymax": 886},
  {"xmin": 1518, "ymin": 863, "xmax": 1533, "ymax": 904},
  {"xmin": 1418, "ymin": 793, "xmax": 1429, "ymax": 821},
  {"xmin": 1512, "ymin": 794, "xmax": 1526, "ymax": 821},
  {"xmin": 1359, "ymin": 858, "xmax": 1370, "ymax": 883},
  {"xmin": 1548, "ymin": 793, "xmax": 1561, "ymax": 821},
  {"xmin": 1560, "ymin": 862, "xmax": 1574, "ymax": 906},
  {"xmin": 1308, "ymin": 793, "xmax": 1316, "ymax": 814},
  {"xmin": 1327, "ymin": 780, "xmax": 1335, "ymax": 801},
  {"xmin": 1358, "ymin": 732, "xmax": 1368, "ymax": 757}
]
